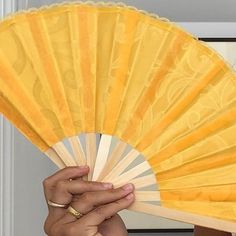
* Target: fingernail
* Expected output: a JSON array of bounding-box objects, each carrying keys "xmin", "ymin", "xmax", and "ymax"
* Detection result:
[
  {"xmin": 103, "ymin": 183, "xmax": 113, "ymax": 189},
  {"xmin": 122, "ymin": 183, "xmax": 133, "ymax": 192},
  {"xmin": 126, "ymin": 193, "xmax": 134, "ymax": 200}
]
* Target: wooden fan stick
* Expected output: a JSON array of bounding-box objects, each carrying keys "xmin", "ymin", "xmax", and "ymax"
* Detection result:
[
  {"xmin": 102, "ymin": 149, "xmax": 140, "ymax": 182},
  {"xmin": 129, "ymin": 202, "xmax": 236, "ymax": 233},
  {"xmin": 45, "ymin": 148, "xmax": 66, "ymax": 169},
  {"xmin": 135, "ymin": 191, "xmax": 160, "ymax": 201},
  {"xmin": 97, "ymin": 140, "xmax": 127, "ymax": 181},
  {"xmin": 52, "ymin": 142, "xmax": 77, "ymax": 166},
  {"xmin": 85, "ymin": 133, "xmax": 97, "ymax": 180},
  {"xmin": 92, "ymin": 134, "xmax": 112, "ymax": 181},
  {"xmin": 125, "ymin": 174, "xmax": 157, "ymax": 189},
  {"xmin": 68, "ymin": 136, "xmax": 86, "ymax": 166},
  {"xmin": 113, "ymin": 174, "xmax": 157, "ymax": 189},
  {"xmin": 111, "ymin": 161, "xmax": 151, "ymax": 186}
]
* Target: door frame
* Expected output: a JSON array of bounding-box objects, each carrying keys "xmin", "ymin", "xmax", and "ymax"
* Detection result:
[{"xmin": 0, "ymin": 2, "xmax": 16, "ymax": 236}]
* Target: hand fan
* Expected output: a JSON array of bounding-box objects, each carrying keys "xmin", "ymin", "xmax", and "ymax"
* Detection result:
[{"xmin": 1, "ymin": 1, "xmax": 236, "ymax": 232}]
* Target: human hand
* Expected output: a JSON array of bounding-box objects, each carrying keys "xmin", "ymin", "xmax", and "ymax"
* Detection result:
[{"xmin": 43, "ymin": 166, "xmax": 134, "ymax": 236}]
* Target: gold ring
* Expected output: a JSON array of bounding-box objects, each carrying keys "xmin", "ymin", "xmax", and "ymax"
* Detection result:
[
  {"xmin": 47, "ymin": 200, "xmax": 68, "ymax": 208},
  {"xmin": 67, "ymin": 206, "xmax": 83, "ymax": 219}
]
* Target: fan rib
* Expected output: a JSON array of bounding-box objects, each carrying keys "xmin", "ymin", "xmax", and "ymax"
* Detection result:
[
  {"xmin": 45, "ymin": 148, "xmax": 66, "ymax": 168},
  {"xmin": 129, "ymin": 202, "xmax": 236, "ymax": 232},
  {"xmin": 92, "ymin": 134, "xmax": 112, "ymax": 180},
  {"xmin": 112, "ymin": 161, "xmax": 151, "ymax": 186},
  {"xmin": 127, "ymin": 174, "xmax": 157, "ymax": 189},
  {"xmin": 97, "ymin": 140, "xmax": 127, "ymax": 181},
  {"xmin": 135, "ymin": 191, "xmax": 160, "ymax": 202},
  {"xmin": 85, "ymin": 133, "xmax": 97, "ymax": 180},
  {"xmin": 53, "ymin": 142, "xmax": 77, "ymax": 166},
  {"xmin": 102, "ymin": 148, "xmax": 139, "ymax": 182},
  {"xmin": 68, "ymin": 136, "xmax": 86, "ymax": 166}
]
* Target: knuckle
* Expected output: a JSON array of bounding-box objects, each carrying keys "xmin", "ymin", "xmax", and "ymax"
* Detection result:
[
  {"xmin": 80, "ymin": 192, "xmax": 93, "ymax": 203},
  {"xmin": 65, "ymin": 225, "xmax": 78, "ymax": 236},
  {"xmin": 42, "ymin": 178, "xmax": 51, "ymax": 189},
  {"xmin": 55, "ymin": 180, "xmax": 67, "ymax": 192},
  {"xmin": 94, "ymin": 206, "xmax": 105, "ymax": 216}
]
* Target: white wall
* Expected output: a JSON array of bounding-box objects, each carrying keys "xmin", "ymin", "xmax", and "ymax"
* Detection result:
[{"xmin": 25, "ymin": 0, "xmax": 236, "ymax": 22}]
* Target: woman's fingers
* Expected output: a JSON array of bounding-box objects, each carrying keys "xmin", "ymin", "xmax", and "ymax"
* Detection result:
[
  {"xmin": 46, "ymin": 177, "xmax": 113, "ymax": 219},
  {"xmin": 61, "ymin": 184, "xmax": 135, "ymax": 224},
  {"xmin": 50, "ymin": 178, "xmax": 113, "ymax": 207},
  {"xmin": 50, "ymin": 192, "xmax": 134, "ymax": 236},
  {"xmin": 43, "ymin": 166, "xmax": 113, "ymax": 234},
  {"xmin": 84, "ymin": 193, "xmax": 134, "ymax": 225},
  {"xmin": 43, "ymin": 166, "xmax": 90, "ymax": 200},
  {"xmin": 65, "ymin": 193, "xmax": 134, "ymax": 232},
  {"xmin": 43, "ymin": 166, "xmax": 113, "ymax": 208},
  {"xmin": 70, "ymin": 183, "xmax": 134, "ymax": 214}
]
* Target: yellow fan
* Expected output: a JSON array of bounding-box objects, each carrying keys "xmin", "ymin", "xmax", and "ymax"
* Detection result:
[{"xmin": 1, "ymin": 1, "xmax": 236, "ymax": 232}]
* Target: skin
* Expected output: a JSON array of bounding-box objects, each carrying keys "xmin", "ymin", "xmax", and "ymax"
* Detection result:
[{"xmin": 43, "ymin": 166, "xmax": 134, "ymax": 236}]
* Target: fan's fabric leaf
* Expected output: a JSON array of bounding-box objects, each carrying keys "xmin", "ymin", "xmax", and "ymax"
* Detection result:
[{"xmin": 0, "ymin": 95, "xmax": 48, "ymax": 150}]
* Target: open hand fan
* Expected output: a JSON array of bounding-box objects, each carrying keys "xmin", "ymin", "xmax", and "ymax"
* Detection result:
[{"xmin": 1, "ymin": 1, "xmax": 236, "ymax": 232}]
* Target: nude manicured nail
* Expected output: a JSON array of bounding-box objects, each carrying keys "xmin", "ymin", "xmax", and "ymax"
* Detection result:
[
  {"xmin": 126, "ymin": 193, "xmax": 134, "ymax": 200},
  {"xmin": 122, "ymin": 183, "xmax": 134, "ymax": 191},
  {"xmin": 103, "ymin": 183, "xmax": 113, "ymax": 189}
]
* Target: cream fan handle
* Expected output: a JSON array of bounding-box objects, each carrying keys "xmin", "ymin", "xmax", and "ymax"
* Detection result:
[
  {"xmin": 45, "ymin": 148, "xmax": 66, "ymax": 169},
  {"xmin": 97, "ymin": 141, "xmax": 127, "ymax": 181},
  {"xmin": 68, "ymin": 136, "xmax": 86, "ymax": 166},
  {"xmin": 114, "ymin": 174, "xmax": 157, "ymax": 189},
  {"xmin": 85, "ymin": 133, "xmax": 97, "ymax": 180},
  {"xmin": 135, "ymin": 191, "xmax": 160, "ymax": 201},
  {"xmin": 109, "ymin": 161, "xmax": 151, "ymax": 186},
  {"xmin": 92, "ymin": 134, "xmax": 112, "ymax": 181},
  {"xmin": 102, "ymin": 149, "xmax": 139, "ymax": 182},
  {"xmin": 52, "ymin": 142, "xmax": 77, "ymax": 166},
  {"xmin": 130, "ymin": 202, "xmax": 236, "ymax": 233}
]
